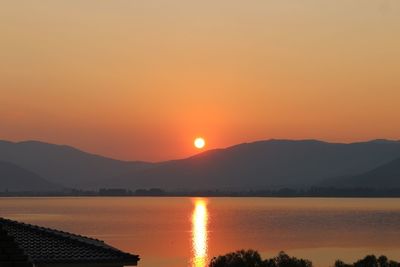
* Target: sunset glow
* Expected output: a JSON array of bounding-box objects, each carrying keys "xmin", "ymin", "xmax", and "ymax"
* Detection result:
[
  {"xmin": 191, "ymin": 199, "xmax": 208, "ymax": 267},
  {"xmin": 194, "ymin": 138, "xmax": 206, "ymax": 149},
  {"xmin": 1, "ymin": 1, "xmax": 400, "ymax": 161}
]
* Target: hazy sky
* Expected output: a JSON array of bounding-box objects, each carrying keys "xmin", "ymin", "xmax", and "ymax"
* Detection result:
[{"xmin": 1, "ymin": 1, "xmax": 400, "ymax": 161}]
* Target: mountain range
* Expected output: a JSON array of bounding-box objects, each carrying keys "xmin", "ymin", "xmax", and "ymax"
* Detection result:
[
  {"xmin": 0, "ymin": 140, "xmax": 150, "ymax": 189},
  {"xmin": 325, "ymin": 156, "xmax": 400, "ymax": 188},
  {"xmin": 0, "ymin": 161, "xmax": 61, "ymax": 192},
  {"xmin": 1, "ymin": 139, "xmax": 400, "ymax": 192}
]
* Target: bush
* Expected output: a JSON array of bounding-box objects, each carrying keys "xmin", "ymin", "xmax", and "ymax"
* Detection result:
[
  {"xmin": 209, "ymin": 249, "xmax": 264, "ymax": 267},
  {"xmin": 209, "ymin": 250, "xmax": 400, "ymax": 267},
  {"xmin": 209, "ymin": 250, "xmax": 312, "ymax": 267},
  {"xmin": 334, "ymin": 255, "xmax": 400, "ymax": 267},
  {"xmin": 265, "ymin": 251, "xmax": 312, "ymax": 267}
]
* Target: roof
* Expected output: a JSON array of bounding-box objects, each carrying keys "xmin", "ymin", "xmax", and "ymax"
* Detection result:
[
  {"xmin": 0, "ymin": 225, "xmax": 32, "ymax": 267},
  {"xmin": 0, "ymin": 217, "xmax": 139, "ymax": 266}
]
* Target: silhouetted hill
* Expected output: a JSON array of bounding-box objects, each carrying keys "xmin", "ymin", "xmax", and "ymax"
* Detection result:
[
  {"xmin": 2, "ymin": 139, "xmax": 400, "ymax": 191},
  {"xmin": 113, "ymin": 139, "xmax": 400, "ymax": 190},
  {"xmin": 0, "ymin": 161, "xmax": 61, "ymax": 192},
  {"xmin": 0, "ymin": 140, "xmax": 152, "ymax": 188},
  {"xmin": 325, "ymin": 157, "xmax": 400, "ymax": 188}
]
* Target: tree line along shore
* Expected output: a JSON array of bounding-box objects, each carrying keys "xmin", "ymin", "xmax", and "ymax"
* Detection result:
[
  {"xmin": 208, "ymin": 250, "xmax": 400, "ymax": 267},
  {"xmin": 2, "ymin": 187, "xmax": 400, "ymax": 197}
]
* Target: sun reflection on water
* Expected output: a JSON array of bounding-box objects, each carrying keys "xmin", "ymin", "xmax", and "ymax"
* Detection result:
[{"xmin": 191, "ymin": 198, "xmax": 208, "ymax": 267}]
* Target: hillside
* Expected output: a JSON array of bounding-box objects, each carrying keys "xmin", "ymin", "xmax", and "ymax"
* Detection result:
[
  {"xmin": 0, "ymin": 161, "xmax": 61, "ymax": 192},
  {"xmin": 1, "ymin": 139, "xmax": 400, "ymax": 191},
  {"xmin": 326, "ymin": 157, "xmax": 400, "ymax": 188},
  {"xmin": 112, "ymin": 139, "xmax": 400, "ymax": 190},
  {"xmin": 0, "ymin": 140, "xmax": 152, "ymax": 188}
]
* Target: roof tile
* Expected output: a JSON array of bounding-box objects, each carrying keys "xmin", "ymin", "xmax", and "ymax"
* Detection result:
[{"xmin": 0, "ymin": 218, "xmax": 139, "ymax": 266}]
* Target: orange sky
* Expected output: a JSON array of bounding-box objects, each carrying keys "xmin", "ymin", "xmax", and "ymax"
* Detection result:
[{"xmin": 1, "ymin": 1, "xmax": 400, "ymax": 161}]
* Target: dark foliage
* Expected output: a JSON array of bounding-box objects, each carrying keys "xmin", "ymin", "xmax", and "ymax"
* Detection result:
[
  {"xmin": 264, "ymin": 251, "xmax": 312, "ymax": 267},
  {"xmin": 209, "ymin": 250, "xmax": 400, "ymax": 267},
  {"xmin": 334, "ymin": 255, "xmax": 400, "ymax": 267},
  {"xmin": 209, "ymin": 250, "xmax": 312, "ymax": 267},
  {"xmin": 209, "ymin": 250, "xmax": 264, "ymax": 267}
]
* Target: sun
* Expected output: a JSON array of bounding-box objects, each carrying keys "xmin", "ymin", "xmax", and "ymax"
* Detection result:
[{"xmin": 194, "ymin": 137, "xmax": 206, "ymax": 149}]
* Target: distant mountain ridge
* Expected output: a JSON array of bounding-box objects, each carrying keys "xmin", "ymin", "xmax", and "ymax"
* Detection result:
[
  {"xmin": 111, "ymin": 139, "xmax": 400, "ymax": 190},
  {"xmin": 1, "ymin": 139, "xmax": 400, "ymax": 191},
  {"xmin": 0, "ymin": 140, "xmax": 152, "ymax": 188},
  {"xmin": 326, "ymin": 157, "xmax": 400, "ymax": 188},
  {"xmin": 0, "ymin": 161, "xmax": 61, "ymax": 192}
]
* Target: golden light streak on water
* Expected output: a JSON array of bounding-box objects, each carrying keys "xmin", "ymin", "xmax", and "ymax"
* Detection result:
[{"xmin": 191, "ymin": 199, "xmax": 208, "ymax": 267}]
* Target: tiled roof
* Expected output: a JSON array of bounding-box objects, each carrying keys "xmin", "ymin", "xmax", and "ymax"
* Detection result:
[
  {"xmin": 0, "ymin": 225, "xmax": 32, "ymax": 267},
  {"xmin": 0, "ymin": 217, "xmax": 139, "ymax": 266}
]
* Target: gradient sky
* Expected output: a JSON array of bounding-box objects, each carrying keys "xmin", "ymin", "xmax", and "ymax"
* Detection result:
[{"xmin": 1, "ymin": 1, "xmax": 400, "ymax": 161}]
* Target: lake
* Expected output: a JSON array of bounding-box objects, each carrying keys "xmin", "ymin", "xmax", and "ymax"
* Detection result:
[{"xmin": 1, "ymin": 197, "xmax": 399, "ymax": 267}]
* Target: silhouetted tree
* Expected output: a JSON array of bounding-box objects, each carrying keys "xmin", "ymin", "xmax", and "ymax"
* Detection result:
[
  {"xmin": 378, "ymin": 256, "xmax": 388, "ymax": 267},
  {"xmin": 209, "ymin": 250, "xmax": 264, "ymax": 267},
  {"xmin": 354, "ymin": 255, "xmax": 378, "ymax": 267},
  {"xmin": 335, "ymin": 255, "xmax": 400, "ymax": 267},
  {"xmin": 264, "ymin": 251, "xmax": 312, "ymax": 267},
  {"xmin": 209, "ymin": 251, "xmax": 399, "ymax": 267},
  {"xmin": 209, "ymin": 250, "xmax": 312, "ymax": 267}
]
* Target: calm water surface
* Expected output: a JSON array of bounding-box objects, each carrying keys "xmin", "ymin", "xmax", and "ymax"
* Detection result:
[{"xmin": 1, "ymin": 197, "xmax": 400, "ymax": 267}]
